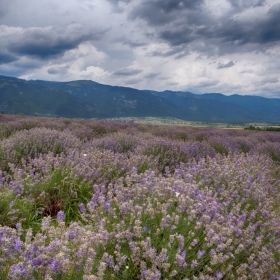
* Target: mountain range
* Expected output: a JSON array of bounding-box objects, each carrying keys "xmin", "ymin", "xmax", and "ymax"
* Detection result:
[{"xmin": 0, "ymin": 75, "xmax": 280, "ymax": 123}]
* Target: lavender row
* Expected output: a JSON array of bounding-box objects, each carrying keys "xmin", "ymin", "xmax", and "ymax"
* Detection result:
[{"xmin": 0, "ymin": 115, "xmax": 279, "ymax": 279}]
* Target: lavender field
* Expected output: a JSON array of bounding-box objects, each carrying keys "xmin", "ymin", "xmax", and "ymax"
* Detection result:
[{"xmin": 0, "ymin": 115, "xmax": 279, "ymax": 279}]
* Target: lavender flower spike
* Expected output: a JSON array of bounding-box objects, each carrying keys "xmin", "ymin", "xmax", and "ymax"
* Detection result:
[{"xmin": 57, "ymin": 210, "xmax": 65, "ymax": 222}]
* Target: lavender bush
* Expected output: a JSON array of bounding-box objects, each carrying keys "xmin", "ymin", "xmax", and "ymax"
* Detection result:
[{"xmin": 0, "ymin": 115, "xmax": 279, "ymax": 279}]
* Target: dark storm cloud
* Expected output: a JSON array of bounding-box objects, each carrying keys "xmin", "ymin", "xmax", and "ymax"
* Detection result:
[
  {"xmin": 228, "ymin": 0, "xmax": 266, "ymax": 8},
  {"xmin": 112, "ymin": 68, "xmax": 143, "ymax": 76},
  {"xmin": 159, "ymin": 28, "xmax": 195, "ymax": 46},
  {"xmin": 218, "ymin": 61, "xmax": 235, "ymax": 69},
  {"xmin": 128, "ymin": 0, "xmax": 280, "ymax": 56},
  {"xmin": 198, "ymin": 3, "xmax": 280, "ymax": 46},
  {"xmin": 7, "ymin": 26, "xmax": 107, "ymax": 59},
  {"xmin": 129, "ymin": 0, "xmax": 203, "ymax": 26},
  {"xmin": 13, "ymin": 59, "xmax": 43, "ymax": 70},
  {"xmin": 123, "ymin": 40, "xmax": 147, "ymax": 48},
  {"xmin": 0, "ymin": 52, "xmax": 18, "ymax": 65},
  {"xmin": 258, "ymin": 4, "xmax": 280, "ymax": 44}
]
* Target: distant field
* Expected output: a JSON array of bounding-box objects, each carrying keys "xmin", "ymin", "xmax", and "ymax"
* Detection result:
[
  {"xmin": 0, "ymin": 114, "xmax": 279, "ymax": 279},
  {"xmin": 103, "ymin": 116, "xmax": 247, "ymax": 129}
]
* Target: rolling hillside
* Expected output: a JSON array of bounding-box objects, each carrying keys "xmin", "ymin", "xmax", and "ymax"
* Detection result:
[
  {"xmin": 1, "ymin": 75, "xmax": 280, "ymax": 123},
  {"xmin": 0, "ymin": 76, "xmax": 96, "ymax": 118},
  {"xmin": 32, "ymin": 79, "xmax": 187, "ymax": 119}
]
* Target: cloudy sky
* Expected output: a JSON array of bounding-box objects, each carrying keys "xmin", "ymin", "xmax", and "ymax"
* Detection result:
[{"xmin": 0, "ymin": 0, "xmax": 280, "ymax": 97}]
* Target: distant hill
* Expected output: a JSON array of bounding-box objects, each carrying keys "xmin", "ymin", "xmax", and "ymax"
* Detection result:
[
  {"xmin": 201, "ymin": 93, "xmax": 280, "ymax": 122},
  {"xmin": 0, "ymin": 75, "xmax": 280, "ymax": 123},
  {"xmin": 31, "ymin": 79, "xmax": 187, "ymax": 119},
  {"xmin": 0, "ymin": 76, "xmax": 97, "ymax": 118},
  {"xmin": 145, "ymin": 90, "xmax": 255, "ymax": 123},
  {"xmin": 145, "ymin": 90, "xmax": 280, "ymax": 123}
]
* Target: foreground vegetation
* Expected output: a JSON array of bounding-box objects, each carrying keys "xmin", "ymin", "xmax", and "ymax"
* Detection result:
[
  {"xmin": 0, "ymin": 114, "xmax": 279, "ymax": 279},
  {"xmin": 245, "ymin": 125, "xmax": 280, "ymax": 132}
]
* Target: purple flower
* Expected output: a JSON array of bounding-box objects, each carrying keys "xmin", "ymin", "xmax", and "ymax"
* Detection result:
[
  {"xmin": 68, "ymin": 229, "xmax": 77, "ymax": 240},
  {"xmin": 209, "ymin": 249, "xmax": 216, "ymax": 256},
  {"xmin": 144, "ymin": 225, "xmax": 150, "ymax": 231},
  {"xmin": 105, "ymin": 255, "xmax": 114, "ymax": 267},
  {"xmin": 191, "ymin": 259, "xmax": 199, "ymax": 268},
  {"xmin": 175, "ymin": 251, "xmax": 187, "ymax": 268},
  {"xmin": 79, "ymin": 203, "xmax": 87, "ymax": 214},
  {"xmin": 104, "ymin": 201, "xmax": 110, "ymax": 211},
  {"xmin": 191, "ymin": 239, "xmax": 198, "ymax": 246},
  {"xmin": 197, "ymin": 250, "xmax": 205, "ymax": 259},
  {"xmin": 32, "ymin": 258, "xmax": 43, "ymax": 266},
  {"xmin": 57, "ymin": 210, "xmax": 65, "ymax": 222},
  {"xmin": 214, "ymin": 270, "xmax": 224, "ymax": 279},
  {"xmin": 10, "ymin": 265, "xmax": 27, "ymax": 277},
  {"xmin": 49, "ymin": 260, "xmax": 60, "ymax": 272},
  {"xmin": 14, "ymin": 238, "xmax": 21, "ymax": 252}
]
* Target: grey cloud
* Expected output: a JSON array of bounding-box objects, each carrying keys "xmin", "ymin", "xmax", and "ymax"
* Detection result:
[
  {"xmin": 13, "ymin": 59, "xmax": 43, "ymax": 70},
  {"xmin": 166, "ymin": 81, "xmax": 179, "ymax": 86},
  {"xmin": 256, "ymin": 77, "xmax": 279, "ymax": 86},
  {"xmin": 7, "ymin": 26, "xmax": 107, "ymax": 59},
  {"xmin": 197, "ymin": 80, "xmax": 219, "ymax": 87},
  {"xmin": 258, "ymin": 4, "xmax": 280, "ymax": 44},
  {"xmin": 149, "ymin": 46, "xmax": 186, "ymax": 57},
  {"xmin": 105, "ymin": 0, "xmax": 132, "ymax": 13},
  {"xmin": 257, "ymin": 87, "xmax": 280, "ymax": 98},
  {"xmin": 0, "ymin": 67, "xmax": 24, "ymax": 78},
  {"xmin": 0, "ymin": 9, "xmax": 7, "ymax": 18},
  {"xmin": 123, "ymin": 40, "xmax": 147, "ymax": 48},
  {"xmin": 265, "ymin": 77, "xmax": 279, "ymax": 84},
  {"xmin": 200, "ymin": 3, "xmax": 280, "ymax": 46},
  {"xmin": 0, "ymin": 57, "xmax": 42, "ymax": 77},
  {"xmin": 144, "ymin": 72, "xmax": 161, "ymax": 79},
  {"xmin": 113, "ymin": 37, "xmax": 147, "ymax": 48},
  {"xmin": 129, "ymin": 0, "xmax": 280, "ymax": 55},
  {"xmin": 0, "ymin": 56, "xmax": 47, "ymax": 78},
  {"xmin": 228, "ymin": 0, "xmax": 266, "ymax": 8},
  {"xmin": 130, "ymin": 0, "xmax": 203, "ymax": 26},
  {"xmin": 240, "ymin": 69, "xmax": 254, "ymax": 74},
  {"xmin": 106, "ymin": 0, "xmax": 132, "ymax": 5},
  {"xmin": 175, "ymin": 51, "xmax": 190, "ymax": 59},
  {"xmin": 125, "ymin": 77, "xmax": 143, "ymax": 84},
  {"xmin": 146, "ymin": 0, "xmax": 202, "ymax": 12},
  {"xmin": 159, "ymin": 28, "xmax": 194, "ymax": 46},
  {"xmin": 218, "ymin": 61, "xmax": 235, "ymax": 69},
  {"xmin": 112, "ymin": 68, "xmax": 143, "ymax": 76},
  {"xmin": 77, "ymin": 0, "xmax": 96, "ymax": 10},
  {"xmin": 47, "ymin": 65, "xmax": 70, "ymax": 75},
  {"xmin": 0, "ymin": 52, "xmax": 18, "ymax": 65}
]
